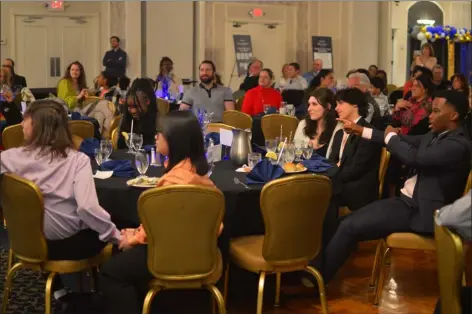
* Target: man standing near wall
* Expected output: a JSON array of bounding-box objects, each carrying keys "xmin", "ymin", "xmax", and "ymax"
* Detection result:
[{"xmin": 103, "ymin": 36, "xmax": 127, "ymax": 78}]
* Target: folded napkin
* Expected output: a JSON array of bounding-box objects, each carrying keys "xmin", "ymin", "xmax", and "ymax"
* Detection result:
[
  {"xmin": 79, "ymin": 138, "xmax": 100, "ymax": 158},
  {"xmin": 143, "ymin": 145, "xmax": 155, "ymax": 153},
  {"xmin": 205, "ymin": 132, "xmax": 220, "ymax": 146},
  {"xmin": 100, "ymin": 160, "xmax": 137, "ymax": 178},
  {"xmin": 302, "ymin": 154, "xmax": 333, "ymax": 173},
  {"xmin": 246, "ymin": 159, "xmax": 284, "ymax": 184}
]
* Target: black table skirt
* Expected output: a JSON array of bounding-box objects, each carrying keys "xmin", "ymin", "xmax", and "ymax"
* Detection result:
[{"xmin": 94, "ymin": 151, "xmax": 341, "ymax": 263}]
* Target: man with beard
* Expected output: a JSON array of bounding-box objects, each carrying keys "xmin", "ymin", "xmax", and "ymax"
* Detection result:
[{"xmin": 180, "ymin": 60, "xmax": 234, "ymax": 122}]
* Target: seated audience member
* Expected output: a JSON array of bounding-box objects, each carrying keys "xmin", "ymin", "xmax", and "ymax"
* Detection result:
[
  {"xmin": 403, "ymin": 66, "xmax": 432, "ymax": 99},
  {"xmin": 279, "ymin": 62, "xmax": 308, "ymax": 91},
  {"xmin": 303, "ymin": 69, "xmax": 335, "ymax": 106},
  {"xmin": 95, "ymin": 71, "xmax": 118, "ymax": 101},
  {"xmin": 241, "ymin": 68, "xmax": 282, "ymax": 116},
  {"xmin": 432, "ymin": 65, "xmax": 450, "ymax": 91},
  {"xmin": 239, "ymin": 59, "xmax": 263, "ymax": 92},
  {"xmin": 411, "ymin": 43, "xmax": 437, "ymax": 71},
  {"xmin": 434, "ymin": 190, "xmax": 472, "ymax": 314},
  {"xmin": 2, "ymin": 58, "xmax": 27, "ymax": 88},
  {"xmin": 393, "ymin": 74, "xmax": 433, "ymax": 136},
  {"xmin": 100, "ymin": 110, "xmax": 223, "ymax": 314},
  {"xmin": 155, "ymin": 56, "xmax": 183, "ymax": 99},
  {"xmin": 0, "ymin": 88, "xmax": 23, "ymax": 126},
  {"xmin": 0, "ymin": 67, "xmax": 12, "ymax": 92},
  {"xmin": 450, "ymin": 73, "xmax": 470, "ymax": 97},
  {"xmin": 303, "ymin": 59, "xmax": 323, "ymax": 84},
  {"xmin": 279, "ymin": 64, "xmax": 290, "ymax": 87},
  {"xmin": 57, "ymin": 61, "xmax": 89, "ymax": 110},
  {"xmin": 376, "ymin": 70, "xmax": 388, "ymax": 95},
  {"xmin": 347, "ymin": 72, "xmax": 382, "ymax": 128},
  {"xmin": 180, "ymin": 60, "xmax": 234, "ymax": 122},
  {"xmin": 370, "ymin": 76, "xmax": 389, "ymax": 117},
  {"xmin": 321, "ymin": 90, "xmax": 472, "ymax": 284},
  {"xmin": 0, "ymin": 99, "xmax": 121, "ymax": 259},
  {"xmin": 117, "ymin": 78, "xmax": 158, "ymax": 149},
  {"xmin": 368, "ymin": 65, "xmax": 379, "ymax": 78},
  {"xmin": 294, "ymin": 88, "xmax": 337, "ymax": 157},
  {"xmin": 329, "ymin": 88, "xmax": 381, "ymax": 211}
]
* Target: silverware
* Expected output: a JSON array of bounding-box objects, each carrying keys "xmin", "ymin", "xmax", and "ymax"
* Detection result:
[{"xmin": 233, "ymin": 177, "xmax": 250, "ymax": 189}]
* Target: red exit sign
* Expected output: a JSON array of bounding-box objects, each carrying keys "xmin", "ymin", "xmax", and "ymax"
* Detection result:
[{"xmin": 48, "ymin": 0, "xmax": 64, "ymax": 11}]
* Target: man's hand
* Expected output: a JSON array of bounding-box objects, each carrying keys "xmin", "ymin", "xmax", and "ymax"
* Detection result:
[
  {"xmin": 384, "ymin": 125, "xmax": 401, "ymax": 139},
  {"xmin": 336, "ymin": 118, "xmax": 364, "ymax": 136},
  {"xmin": 2, "ymin": 90, "xmax": 14, "ymax": 103},
  {"xmin": 179, "ymin": 103, "xmax": 191, "ymax": 111}
]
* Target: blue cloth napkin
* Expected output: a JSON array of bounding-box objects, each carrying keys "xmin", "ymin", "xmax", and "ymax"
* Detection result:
[
  {"xmin": 302, "ymin": 154, "xmax": 333, "ymax": 173},
  {"xmin": 143, "ymin": 145, "xmax": 155, "ymax": 153},
  {"xmin": 79, "ymin": 138, "xmax": 100, "ymax": 158},
  {"xmin": 246, "ymin": 159, "xmax": 284, "ymax": 184},
  {"xmin": 100, "ymin": 160, "xmax": 137, "ymax": 178},
  {"xmin": 205, "ymin": 132, "xmax": 220, "ymax": 146},
  {"xmin": 266, "ymin": 107, "xmax": 277, "ymax": 114}
]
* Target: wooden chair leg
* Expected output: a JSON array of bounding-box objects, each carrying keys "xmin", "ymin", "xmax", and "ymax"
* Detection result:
[
  {"xmin": 45, "ymin": 272, "xmax": 57, "ymax": 314},
  {"xmin": 274, "ymin": 272, "xmax": 281, "ymax": 306},
  {"xmin": 207, "ymin": 284, "xmax": 227, "ymax": 314},
  {"xmin": 256, "ymin": 272, "xmax": 266, "ymax": 314},
  {"xmin": 1, "ymin": 263, "xmax": 22, "ymax": 314},
  {"xmin": 305, "ymin": 266, "xmax": 329, "ymax": 314},
  {"xmin": 373, "ymin": 247, "xmax": 390, "ymax": 306},
  {"xmin": 142, "ymin": 287, "xmax": 160, "ymax": 314}
]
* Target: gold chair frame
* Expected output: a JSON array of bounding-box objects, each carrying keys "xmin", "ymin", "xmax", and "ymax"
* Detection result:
[
  {"xmin": 68, "ymin": 120, "xmax": 95, "ymax": 140},
  {"xmin": 206, "ymin": 123, "xmax": 235, "ymax": 134},
  {"xmin": 223, "ymin": 110, "xmax": 253, "ymax": 130},
  {"xmin": 261, "ymin": 114, "xmax": 298, "ymax": 141},
  {"xmin": 2, "ymin": 123, "xmax": 24, "ymax": 150}
]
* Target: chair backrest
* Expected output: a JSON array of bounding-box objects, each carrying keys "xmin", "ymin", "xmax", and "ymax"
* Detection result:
[
  {"xmin": 0, "ymin": 173, "xmax": 48, "ymax": 263},
  {"xmin": 68, "ymin": 120, "xmax": 95, "ymax": 140},
  {"xmin": 111, "ymin": 128, "xmax": 119, "ymax": 149},
  {"xmin": 223, "ymin": 110, "xmax": 253, "ymax": 130},
  {"xmin": 386, "ymin": 84, "xmax": 398, "ymax": 95},
  {"xmin": 206, "ymin": 123, "xmax": 235, "ymax": 134},
  {"xmin": 108, "ymin": 114, "xmax": 122, "ymax": 136},
  {"xmin": 138, "ymin": 185, "xmax": 225, "ymax": 280},
  {"xmin": 260, "ymin": 175, "xmax": 332, "ymax": 264},
  {"xmin": 435, "ymin": 221, "xmax": 464, "ymax": 314},
  {"xmin": 2, "ymin": 123, "xmax": 24, "ymax": 150},
  {"xmin": 261, "ymin": 114, "xmax": 298, "ymax": 141},
  {"xmin": 378, "ymin": 147, "xmax": 391, "ymax": 199},
  {"xmin": 464, "ymin": 171, "xmax": 472, "ymax": 196},
  {"xmin": 71, "ymin": 135, "xmax": 84, "ymax": 150},
  {"xmin": 157, "ymin": 98, "xmax": 170, "ymax": 116}
]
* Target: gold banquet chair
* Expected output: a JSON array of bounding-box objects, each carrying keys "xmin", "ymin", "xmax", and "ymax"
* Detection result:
[
  {"xmin": 138, "ymin": 185, "xmax": 227, "ymax": 314},
  {"xmin": 68, "ymin": 120, "xmax": 95, "ymax": 140},
  {"xmin": 370, "ymin": 171, "xmax": 472, "ymax": 306},
  {"xmin": 224, "ymin": 175, "xmax": 332, "ymax": 314},
  {"xmin": 157, "ymin": 98, "xmax": 170, "ymax": 117},
  {"xmin": 111, "ymin": 128, "xmax": 119, "ymax": 150},
  {"xmin": 435, "ymin": 220, "xmax": 466, "ymax": 314},
  {"xmin": 223, "ymin": 110, "xmax": 252, "ymax": 130},
  {"xmin": 108, "ymin": 114, "xmax": 123, "ymax": 139},
  {"xmin": 2, "ymin": 123, "xmax": 24, "ymax": 150},
  {"xmin": 0, "ymin": 173, "xmax": 112, "ymax": 314},
  {"xmin": 261, "ymin": 114, "xmax": 298, "ymax": 141},
  {"xmin": 71, "ymin": 135, "xmax": 84, "ymax": 150},
  {"xmin": 206, "ymin": 123, "xmax": 235, "ymax": 134}
]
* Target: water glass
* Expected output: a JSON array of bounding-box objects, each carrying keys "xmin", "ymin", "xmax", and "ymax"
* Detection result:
[
  {"xmin": 131, "ymin": 134, "xmax": 143, "ymax": 152},
  {"xmin": 265, "ymin": 139, "xmax": 278, "ymax": 153},
  {"xmin": 286, "ymin": 104, "xmax": 295, "ymax": 117},
  {"xmin": 94, "ymin": 148, "xmax": 105, "ymax": 166},
  {"xmin": 100, "ymin": 140, "xmax": 113, "ymax": 161},
  {"xmin": 284, "ymin": 144, "xmax": 295, "ymax": 163},
  {"xmin": 247, "ymin": 152, "xmax": 262, "ymax": 168},
  {"xmin": 295, "ymin": 143, "xmax": 303, "ymax": 162},
  {"xmin": 279, "ymin": 102, "xmax": 287, "ymax": 115},
  {"xmin": 124, "ymin": 133, "xmax": 134, "ymax": 154},
  {"xmin": 134, "ymin": 152, "xmax": 149, "ymax": 178},
  {"xmin": 302, "ymin": 142, "xmax": 314, "ymax": 160}
]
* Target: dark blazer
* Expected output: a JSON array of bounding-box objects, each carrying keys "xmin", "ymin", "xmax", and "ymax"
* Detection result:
[
  {"xmin": 371, "ymin": 127, "xmax": 472, "ymax": 233},
  {"xmin": 102, "ymin": 48, "xmax": 127, "ymax": 78},
  {"xmin": 329, "ymin": 117, "xmax": 381, "ymax": 210},
  {"xmin": 12, "ymin": 74, "xmax": 27, "ymax": 88},
  {"xmin": 239, "ymin": 75, "xmax": 259, "ymax": 92},
  {"xmin": 0, "ymin": 101, "xmax": 23, "ymax": 126}
]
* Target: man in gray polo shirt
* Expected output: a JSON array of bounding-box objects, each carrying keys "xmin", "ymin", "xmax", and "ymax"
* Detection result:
[{"xmin": 180, "ymin": 60, "xmax": 234, "ymax": 122}]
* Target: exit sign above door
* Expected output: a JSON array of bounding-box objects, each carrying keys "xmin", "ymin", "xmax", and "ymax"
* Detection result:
[{"xmin": 47, "ymin": 0, "xmax": 65, "ymax": 11}]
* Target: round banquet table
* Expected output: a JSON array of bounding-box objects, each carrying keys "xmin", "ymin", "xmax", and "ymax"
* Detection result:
[{"xmin": 93, "ymin": 150, "xmax": 341, "ymax": 264}]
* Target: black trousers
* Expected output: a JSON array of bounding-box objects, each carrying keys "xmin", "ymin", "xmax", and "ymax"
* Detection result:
[
  {"xmin": 315, "ymin": 197, "xmax": 416, "ymax": 283},
  {"xmin": 47, "ymin": 229, "xmax": 107, "ymax": 261},
  {"xmin": 99, "ymin": 245, "xmax": 152, "ymax": 314}
]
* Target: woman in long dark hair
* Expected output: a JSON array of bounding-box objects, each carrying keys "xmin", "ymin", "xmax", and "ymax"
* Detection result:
[
  {"xmin": 57, "ymin": 61, "xmax": 88, "ymax": 110},
  {"xmin": 450, "ymin": 73, "xmax": 470, "ymax": 97},
  {"xmin": 302, "ymin": 69, "xmax": 335, "ymax": 108},
  {"xmin": 100, "ymin": 110, "xmax": 221, "ymax": 314},
  {"xmin": 294, "ymin": 87, "xmax": 337, "ymax": 157},
  {"xmin": 117, "ymin": 78, "xmax": 158, "ymax": 149}
]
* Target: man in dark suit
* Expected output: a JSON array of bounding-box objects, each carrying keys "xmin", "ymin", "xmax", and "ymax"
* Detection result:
[
  {"xmin": 2, "ymin": 59, "xmax": 27, "ymax": 88},
  {"xmin": 317, "ymin": 90, "xmax": 471, "ymax": 284},
  {"xmin": 329, "ymin": 88, "xmax": 381, "ymax": 211},
  {"xmin": 239, "ymin": 59, "xmax": 262, "ymax": 92},
  {"xmin": 102, "ymin": 36, "xmax": 127, "ymax": 78}
]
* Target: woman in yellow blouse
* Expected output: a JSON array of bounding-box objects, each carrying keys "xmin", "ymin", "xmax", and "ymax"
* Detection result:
[{"xmin": 57, "ymin": 61, "xmax": 88, "ymax": 110}]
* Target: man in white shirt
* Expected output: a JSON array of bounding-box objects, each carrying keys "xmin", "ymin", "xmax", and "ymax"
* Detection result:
[
  {"xmin": 314, "ymin": 90, "xmax": 471, "ymax": 284},
  {"xmin": 280, "ymin": 62, "xmax": 308, "ymax": 91}
]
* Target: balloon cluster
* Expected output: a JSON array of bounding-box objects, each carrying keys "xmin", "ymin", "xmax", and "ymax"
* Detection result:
[{"xmin": 410, "ymin": 25, "xmax": 472, "ymax": 43}]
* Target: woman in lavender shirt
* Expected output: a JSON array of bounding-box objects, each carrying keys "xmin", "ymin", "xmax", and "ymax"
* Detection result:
[{"xmin": 0, "ymin": 99, "xmax": 122, "ymax": 260}]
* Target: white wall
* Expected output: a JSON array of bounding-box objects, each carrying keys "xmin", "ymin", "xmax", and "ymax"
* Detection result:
[{"xmin": 144, "ymin": 2, "xmax": 194, "ymax": 81}]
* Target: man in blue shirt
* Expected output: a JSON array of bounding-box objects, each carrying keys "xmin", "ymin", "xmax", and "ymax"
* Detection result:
[
  {"xmin": 303, "ymin": 59, "xmax": 323, "ymax": 85},
  {"xmin": 102, "ymin": 36, "xmax": 127, "ymax": 78}
]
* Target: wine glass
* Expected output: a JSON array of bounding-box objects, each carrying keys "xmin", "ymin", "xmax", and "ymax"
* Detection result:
[
  {"xmin": 131, "ymin": 134, "xmax": 143, "ymax": 153},
  {"xmin": 94, "ymin": 148, "xmax": 105, "ymax": 166},
  {"xmin": 302, "ymin": 142, "xmax": 314, "ymax": 160},
  {"xmin": 100, "ymin": 140, "xmax": 113, "ymax": 161},
  {"xmin": 284, "ymin": 144, "xmax": 296, "ymax": 163},
  {"xmin": 265, "ymin": 139, "xmax": 278, "ymax": 153},
  {"xmin": 134, "ymin": 152, "xmax": 149, "ymax": 179},
  {"xmin": 124, "ymin": 133, "xmax": 134, "ymax": 154},
  {"xmin": 294, "ymin": 142, "xmax": 303, "ymax": 162}
]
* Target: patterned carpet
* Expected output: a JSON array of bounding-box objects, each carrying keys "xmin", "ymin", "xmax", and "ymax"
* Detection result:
[{"xmin": 0, "ymin": 248, "xmax": 60, "ymax": 314}]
